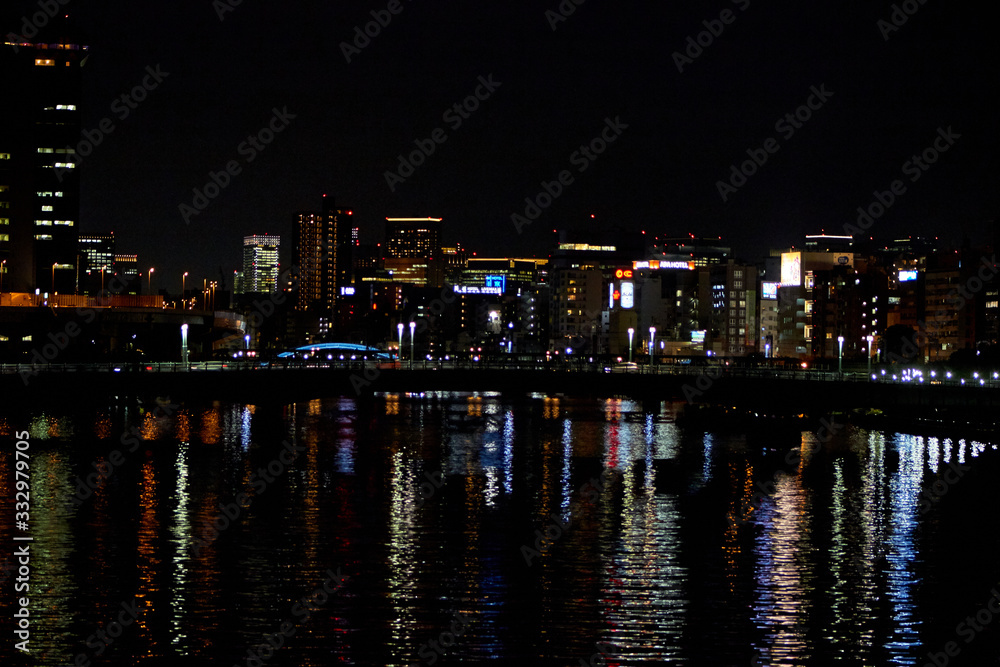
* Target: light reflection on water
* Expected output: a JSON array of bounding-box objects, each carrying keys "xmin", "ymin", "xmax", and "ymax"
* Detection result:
[{"xmin": 1, "ymin": 394, "xmax": 999, "ymax": 665}]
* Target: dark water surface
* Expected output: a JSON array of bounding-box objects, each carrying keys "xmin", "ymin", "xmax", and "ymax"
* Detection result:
[{"xmin": 2, "ymin": 393, "xmax": 1000, "ymax": 666}]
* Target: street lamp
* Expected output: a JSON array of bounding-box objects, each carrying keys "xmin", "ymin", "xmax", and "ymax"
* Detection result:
[
  {"xmin": 181, "ymin": 272, "xmax": 188, "ymax": 307},
  {"xmin": 649, "ymin": 326, "xmax": 656, "ymax": 367},
  {"xmin": 409, "ymin": 321, "xmax": 416, "ymax": 369},
  {"xmin": 837, "ymin": 335, "xmax": 845, "ymax": 374},
  {"xmin": 1, "ymin": 259, "xmax": 5, "ymax": 293},
  {"xmin": 148, "ymin": 267, "xmax": 154, "ymax": 294},
  {"xmin": 180, "ymin": 323, "xmax": 189, "ymax": 366},
  {"xmin": 866, "ymin": 335, "xmax": 874, "ymax": 374},
  {"xmin": 627, "ymin": 327, "xmax": 634, "ymax": 363},
  {"xmin": 397, "ymin": 322, "xmax": 404, "ymax": 364},
  {"xmin": 52, "ymin": 262, "xmax": 57, "ymax": 293},
  {"xmin": 244, "ymin": 334, "xmax": 250, "ymax": 351}
]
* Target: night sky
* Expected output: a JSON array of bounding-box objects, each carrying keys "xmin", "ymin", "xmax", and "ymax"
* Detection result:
[{"xmin": 5, "ymin": 1, "xmax": 996, "ymax": 292}]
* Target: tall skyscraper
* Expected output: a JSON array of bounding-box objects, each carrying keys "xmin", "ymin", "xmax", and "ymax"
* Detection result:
[
  {"xmin": 1, "ymin": 20, "xmax": 87, "ymax": 293},
  {"xmin": 293, "ymin": 197, "xmax": 353, "ymax": 313},
  {"xmin": 240, "ymin": 234, "xmax": 280, "ymax": 293}
]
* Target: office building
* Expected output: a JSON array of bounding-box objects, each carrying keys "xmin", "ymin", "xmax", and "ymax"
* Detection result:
[
  {"xmin": 1, "ymin": 22, "xmax": 87, "ymax": 293},
  {"xmin": 385, "ymin": 217, "xmax": 442, "ymax": 259},
  {"xmin": 240, "ymin": 234, "xmax": 280, "ymax": 294},
  {"xmin": 79, "ymin": 233, "xmax": 115, "ymax": 294}
]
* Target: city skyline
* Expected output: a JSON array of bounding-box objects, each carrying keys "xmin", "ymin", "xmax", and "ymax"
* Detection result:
[{"xmin": 0, "ymin": 2, "xmax": 994, "ymax": 288}]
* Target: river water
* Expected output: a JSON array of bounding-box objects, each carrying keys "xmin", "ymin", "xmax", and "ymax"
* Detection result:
[{"xmin": 2, "ymin": 392, "xmax": 1000, "ymax": 666}]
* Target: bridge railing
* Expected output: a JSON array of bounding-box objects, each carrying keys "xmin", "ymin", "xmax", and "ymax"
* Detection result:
[{"xmin": 1, "ymin": 360, "xmax": 997, "ymax": 388}]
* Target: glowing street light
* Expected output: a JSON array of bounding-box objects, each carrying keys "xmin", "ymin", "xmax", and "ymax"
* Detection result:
[
  {"xmin": 838, "ymin": 335, "xmax": 845, "ymax": 374},
  {"xmin": 52, "ymin": 262, "xmax": 57, "ymax": 293},
  {"xmin": 649, "ymin": 326, "xmax": 656, "ymax": 367},
  {"xmin": 627, "ymin": 327, "xmax": 634, "ymax": 363},
  {"xmin": 148, "ymin": 267, "xmax": 155, "ymax": 294},
  {"xmin": 180, "ymin": 323, "xmax": 189, "ymax": 366},
  {"xmin": 181, "ymin": 272, "xmax": 188, "ymax": 306},
  {"xmin": 0, "ymin": 259, "xmax": 5, "ymax": 293},
  {"xmin": 409, "ymin": 321, "xmax": 416, "ymax": 368},
  {"xmin": 866, "ymin": 334, "xmax": 874, "ymax": 374},
  {"xmin": 397, "ymin": 322, "xmax": 404, "ymax": 364}
]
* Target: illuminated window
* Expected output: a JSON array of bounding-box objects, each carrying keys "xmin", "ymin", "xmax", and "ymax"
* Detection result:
[
  {"xmin": 37, "ymin": 148, "xmax": 54, "ymax": 154},
  {"xmin": 35, "ymin": 220, "xmax": 52, "ymax": 226},
  {"xmin": 56, "ymin": 105, "xmax": 77, "ymax": 110},
  {"xmin": 34, "ymin": 234, "xmax": 53, "ymax": 240},
  {"xmin": 0, "ymin": 153, "xmax": 10, "ymax": 160},
  {"xmin": 0, "ymin": 202, "xmax": 8, "ymax": 208},
  {"xmin": 54, "ymin": 220, "xmax": 74, "ymax": 226},
  {"xmin": 35, "ymin": 59, "xmax": 55, "ymax": 66},
  {"xmin": 41, "ymin": 205, "xmax": 53, "ymax": 212},
  {"xmin": 54, "ymin": 162, "xmax": 74, "ymax": 169},
  {"xmin": 0, "ymin": 218, "xmax": 9, "ymax": 225},
  {"xmin": 0, "ymin": 234, "xmax": 8, "ymax": 242}
]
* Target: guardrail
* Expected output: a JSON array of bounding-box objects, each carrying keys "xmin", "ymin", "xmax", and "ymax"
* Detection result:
[{"xmin": 1, "ymin": 360, "xmax": 997, "ymax": 388}]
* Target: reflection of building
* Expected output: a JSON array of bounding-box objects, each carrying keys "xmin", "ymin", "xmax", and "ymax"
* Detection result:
[
  {"xmin": 239, "ymin": 234, "xmax": 280, "ymax": 294},
  {"xmin": 0, "ymin": 23, "xmax": 88, "ymax": 293}
]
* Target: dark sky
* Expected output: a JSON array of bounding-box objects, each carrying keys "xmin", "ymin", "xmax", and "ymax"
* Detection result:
[{"xmin": 5, "ymin": 1, "xmax": 996, "ymax": 292}]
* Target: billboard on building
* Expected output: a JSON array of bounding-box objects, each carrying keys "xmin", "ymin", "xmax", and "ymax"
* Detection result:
[
  {"xmin": 781, "ymin": 252, "xmax": 801, "ymax": 286},
  {"xmin": 620, "ymin": 281, "xmax": 634, "ymax": 309},
  {"xmin": 762, "ymin": 282, "xmax": 779, "ymax": 300}
]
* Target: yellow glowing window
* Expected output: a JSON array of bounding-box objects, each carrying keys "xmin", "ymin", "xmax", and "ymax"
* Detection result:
[
  {"xmin": 0, "ymin": 234, "xmax": 8, "ymax": 241},
  {"xmin": 35, "ymin": 59, "xmax": 55, "ymax": 66},
  {"xmin": 0, "ymin": 218, "xmax": 9, "ymax": 225}
]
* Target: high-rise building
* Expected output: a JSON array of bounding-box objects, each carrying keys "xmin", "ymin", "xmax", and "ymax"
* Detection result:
[
  {"xmin": 1, "ymin": 21, "xmax": 88, "ymax": 293},
  {"xmin": 293, "ymin": 197, "xmax": 354, "ymax": 315},
  {"xmin": 385, "ymin": 218, "xmax": 442, "ymax": 259},
  {"xmin": 114, "ymin": 253, "xmax": 140, "ymax": 295},
  {"xmin": 79, "ymin": 233, "xmax": 115, "ymax": 294},
  {"xmin": 240, "ymin": 234, "xmax": 280, "ymax": 293}
]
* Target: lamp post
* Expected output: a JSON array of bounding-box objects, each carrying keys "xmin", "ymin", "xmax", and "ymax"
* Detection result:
[
  {"xmin": 837, "ymin": 335, "xmax": 845, "ymax": 374},
  {"xmin": 0, "ymin": 259, "xmax": 5, "ymax": 293},
  {"xmin": 148, "ymin": 267, "xmax": 154, "ymax": 294},
  {"xmin": 627, "ymin": 327, "xmax": 634, "ymax": 363},
  {"xmin": 866, "ymin": 335, "xmax": 873, "ymax": 374},
  {"xmin": 51, "ymin": 262, "xmax": 57, "ymax": 293},
  {"xmin": 181, "ymin": 272, "xmax": 188, "ymax": 307},
  {"xmin": 180, "ymin": 323, "xmax": 189, "ymax": 367},
  {"xmin": 649, "ymin": 326, "xmax": 656, "ymax": 368},
  {"xmin": 397, "ymin": 322, "xmax": 404, "ymax": 365},
  {"xmin": 409, "ymin": 321, "xmax": 416, "ymax": 369},
  {"xmin": 244, "ymin": 334, "xmax": 250, "ymax": 352}
]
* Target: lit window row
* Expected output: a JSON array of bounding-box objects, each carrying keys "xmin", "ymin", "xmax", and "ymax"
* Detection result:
[{"xmin": 37, "ymin": 191, "xmax": 64, "ymax": 197}]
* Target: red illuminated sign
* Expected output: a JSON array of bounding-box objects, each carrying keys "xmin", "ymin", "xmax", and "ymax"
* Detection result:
[{"xmin": 615, "ymin": 269, "xmax": 633, "ymax": 279}]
